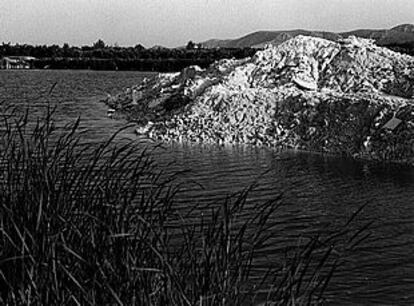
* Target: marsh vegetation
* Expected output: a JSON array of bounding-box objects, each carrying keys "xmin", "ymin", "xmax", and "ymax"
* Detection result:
[{"xmin": 0, "ymin": 101, "xmax": 373, "ymax": 305}]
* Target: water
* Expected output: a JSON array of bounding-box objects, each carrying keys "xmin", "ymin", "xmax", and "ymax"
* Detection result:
[{"xmin": 1, "ymin": 70, "xmax": 413, "ymax": 305}]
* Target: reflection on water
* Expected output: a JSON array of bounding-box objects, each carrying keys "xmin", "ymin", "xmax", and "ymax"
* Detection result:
[{"xmin": 1, "ymin": 70, "xmax": 413, "ymax": 304}]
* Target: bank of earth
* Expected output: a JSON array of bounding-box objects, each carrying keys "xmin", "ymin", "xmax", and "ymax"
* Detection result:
[{"xmin": 104, "ymin": 36, "xmax": 414, "ymax": 165}]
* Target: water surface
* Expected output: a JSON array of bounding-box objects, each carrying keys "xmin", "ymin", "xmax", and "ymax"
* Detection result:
[{"xmin": 1, "ymin": 70, "xmax": 413, "ymax": 305}]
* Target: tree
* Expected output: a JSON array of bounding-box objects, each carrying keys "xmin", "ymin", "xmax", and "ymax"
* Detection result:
[
  {"xmin": 134, "ymin": 44, "xmax": 145, "ymax": 51},
  {"xmin": 186, "ymin": 40, "xmax": 195, "ymax": 50},
  {"xmin": 93, "ymin": 39, "xmax": 106, "ymax": 49}
]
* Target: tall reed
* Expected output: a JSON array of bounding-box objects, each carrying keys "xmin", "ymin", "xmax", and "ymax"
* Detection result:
[{"xmin": 0, "ymin": 102, "xmax": 370, "ymax": 305}]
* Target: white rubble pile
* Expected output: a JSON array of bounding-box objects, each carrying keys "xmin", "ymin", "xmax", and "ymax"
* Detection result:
[{"xmin": 105, "ymin": 36, "xmax": 414, "ymax": 165}]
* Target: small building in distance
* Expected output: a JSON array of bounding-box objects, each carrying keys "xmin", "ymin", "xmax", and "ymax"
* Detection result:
[{"xmin": 0, "ymin": 56, "xmax": 36, "ymax": 69}]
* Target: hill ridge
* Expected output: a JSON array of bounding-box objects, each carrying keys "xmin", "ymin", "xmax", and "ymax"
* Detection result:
[{"xmin": 199, "ymin": 24, "xmax": 414, "ymax": 49}]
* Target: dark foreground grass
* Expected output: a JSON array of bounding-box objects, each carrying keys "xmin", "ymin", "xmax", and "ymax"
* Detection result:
[{"xmin": 0, "ymin": 103, "xmax": 370, "ymax": 305}]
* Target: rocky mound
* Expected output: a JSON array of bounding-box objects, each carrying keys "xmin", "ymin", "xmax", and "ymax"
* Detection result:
[{"xmin": 105, "ymin": 36, "xmax": 414, "ymax": 165}]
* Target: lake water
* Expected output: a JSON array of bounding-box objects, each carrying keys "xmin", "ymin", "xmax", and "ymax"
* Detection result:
[{"xmin": 1, "ymin": 70, "xmax": 413, "ymax": 305}]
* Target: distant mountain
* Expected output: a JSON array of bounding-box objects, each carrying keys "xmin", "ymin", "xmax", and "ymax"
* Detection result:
[
  {"xmin": 251, "ymin": 30, "xmax": 341, "ymax": 49},
  {"xmin": 201, "ymin": 39, "xmax": 233, "ymax": 48},
  {"xmin": 391, "ymin": 24, "xmax": 414, "ymax": 33},
  {"xmin": 149, "ymin": 45, "xmax": 168, "ymax": 50},
  {"xmin": 341, "ymin": 24, "xmax": 414, "ymax": 46},
  {"xmin": 200, "ymin": 24, "xmax": 414, "ymax": 50}
]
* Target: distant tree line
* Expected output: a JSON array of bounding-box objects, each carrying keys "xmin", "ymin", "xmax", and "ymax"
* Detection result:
[{"xmin": 0, "ymin": 39, "xmax": 256, "ymax": 72}]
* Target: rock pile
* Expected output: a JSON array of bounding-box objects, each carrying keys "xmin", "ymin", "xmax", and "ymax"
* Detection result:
[{"xmin": 104, "ymin": 36, "xmax": 414, "ymax": 165}]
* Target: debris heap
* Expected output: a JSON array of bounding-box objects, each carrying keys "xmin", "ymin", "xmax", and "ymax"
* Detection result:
[{"xmin": 105, "ymin": 36, "xmax": 414, "ymax": 165}]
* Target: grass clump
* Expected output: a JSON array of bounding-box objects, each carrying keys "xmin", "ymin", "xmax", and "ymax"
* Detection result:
[{"xmin": 0, "ymin": 103, "xmax": 369, "ymax": 305}]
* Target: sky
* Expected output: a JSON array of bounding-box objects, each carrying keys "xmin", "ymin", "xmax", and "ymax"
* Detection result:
[{"xmin": 0, "ymin": 0, "xmax": 413, "ymax": 48}]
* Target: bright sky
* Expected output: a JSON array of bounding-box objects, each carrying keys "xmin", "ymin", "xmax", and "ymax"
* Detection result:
[{"xmin": 0, "ymin": 0, "xmax": 413, "ymax": 47}]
